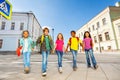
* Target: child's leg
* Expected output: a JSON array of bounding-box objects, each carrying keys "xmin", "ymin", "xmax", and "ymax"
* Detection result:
[
  {"xmin": 23, "ymin": 52, "xmax": 27, "ymax": 67},
  {"xmin": 60, "ymin": 51, "xmax": 63, "ymax": 67},
  {"xmin": 71, "ymin": 49, "xmax": 77, "ymax": 68},
  {"xmin": 56, "ymin": 51, "xmax": 61, "ymax": 67},
  {"xmin": 42, "ymin": 51, "xmax": 47, "ymax": 73},
  {"xmin": 85, "ymin": 50, "xmax": 91, "ymax": 67},
  {"xmin": 46, "ymin": 50, "xmax": 50, "ymax": 68},
  {"xmin": 89, "ymin": 49, "xmax": 97, "ymax": 66},
  {"xmin": 26, "ymin": 52, "xmax": 31, "ymax": 67}
]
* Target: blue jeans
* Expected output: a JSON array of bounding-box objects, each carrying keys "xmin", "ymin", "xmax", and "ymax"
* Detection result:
[
  {"xmin": 71, "ymin": 49, "xmax": 77, "ymax": 68},
  {"xmin": 56, "ymin": 50, "xmax": 63, "ymax": 67},
  {"xmin": 42, "ymin": 50, "xmax": 50, "ymax": 73},
  {"xmin": 85, "ymin": 49, "xmax": 97, "ymax": 67},
  {"xmin": 23, "ymin": 52, "xmax": 31, "ymax": 68}
]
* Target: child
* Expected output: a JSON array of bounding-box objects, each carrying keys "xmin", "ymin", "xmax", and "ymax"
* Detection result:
[
  {"xmin": 37, "ymin": 27, "xmax": 54, "ymax": 76},
  {"xmin": 66, "ymin": 30, "xmax": 83, "ymax": 71},
  {"xmin": 53, "ymin": 33, "xmax": 65, "ymax": 73},
  {"xmin": 20, "ymin": 30, "xmax": 34, "ymax": 74},
  {"xmin": 83, "ymin": 31, "xmax": 98, "ymax": 69}
]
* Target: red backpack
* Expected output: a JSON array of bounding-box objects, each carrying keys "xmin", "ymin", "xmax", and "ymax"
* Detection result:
[{"xmin": 69, "ymin": 37, "xmax": 79, "ymax": 45}]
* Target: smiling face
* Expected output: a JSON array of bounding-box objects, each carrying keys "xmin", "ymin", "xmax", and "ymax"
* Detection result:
[
  {"xmin": 23, "ymin": 31, "xmax": 29, "ymax": 38},
  {"xmin": 71, "ymin": 32, "xmax": 76, "ymax": 37},
  {"xmin": 85, "ymin": 32, "xmax": 89, "ymax": 38},
  {"xmin": 57, "ymin": 33, "xmax": 63, "ymax": 40},
  {"xmin": 43, "ymin": 28, "xmax": 49, "ymax": 36},
  {"xmin": 44, "ymin": 30, "xmax": 49, "ymax": 36}
]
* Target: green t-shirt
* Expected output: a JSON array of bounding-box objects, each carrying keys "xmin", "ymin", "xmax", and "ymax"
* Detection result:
[{"xmin": 45, "ymin": 36, "xmax": 51, "ymax": 50}]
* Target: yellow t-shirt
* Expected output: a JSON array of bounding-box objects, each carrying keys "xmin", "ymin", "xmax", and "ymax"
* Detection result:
[{"xmin": 68, "ymin": 37, "xmax": 82, "ymax": 50}]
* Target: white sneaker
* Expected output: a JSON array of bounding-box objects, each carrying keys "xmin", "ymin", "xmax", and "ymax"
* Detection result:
[
  {"xmin": 59, "ymin": 67, "xmax": 63, "ymax": 73},
  {"xmin": 42, "ymin": 72, "xmax": 47, "ymax": 76}
]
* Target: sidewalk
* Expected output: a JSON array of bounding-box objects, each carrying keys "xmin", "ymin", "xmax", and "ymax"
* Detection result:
[{"xmin": 0, "ymin": 54, "xmax": 120, "ymax": 80}]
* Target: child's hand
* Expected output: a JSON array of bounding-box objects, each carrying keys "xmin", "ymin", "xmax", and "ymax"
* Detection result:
[
  {"xmin": 82, "ymin": 48, "xmax": 84, "ymax": 52},
  {"xmin": 32, "ymin": 48, "xmax": 34, "ymax": 51},
  {"xmin": 65, "ymin": 49, "xmax": 68, "ymax": 53}
]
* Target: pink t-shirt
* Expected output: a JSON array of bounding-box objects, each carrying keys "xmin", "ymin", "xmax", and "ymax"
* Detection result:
[
  {"xmin": 83, "ymin": 38, "xmax": 92, "ymax": 49},
  {"xmin": 55, "ymin": 40, "xmax": 64, "ymax": 51}
]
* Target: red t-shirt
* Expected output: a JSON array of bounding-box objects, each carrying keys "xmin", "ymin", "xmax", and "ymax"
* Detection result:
[{"xmin": 55, "ymin": 40, "xmax": 64, "ymax": 51}]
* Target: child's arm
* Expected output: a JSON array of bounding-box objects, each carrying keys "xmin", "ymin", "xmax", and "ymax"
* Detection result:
[
  {"xmin": 36, "ymin": 36, "xmax": 41, "ymax": 45},
  {"xmin": 52, "ymin": 44, "xmax": 57, "ymax": 54},
  {"xmin": 91, "ymin": 40, "xmax": 94, "ymax": 49},
  {"xmin": 65, "ymin": 43, "xmax": 70, "ymax": 53},
  {"xmin": 82, "ymin": 41, "xmax": 85, "ymax": 52},
  {"xmin": 63, "ymin": 45, "xmax": 65, "ymax": 53},
  {"xmin": 19, "ymin": 39, "xmax": 23, "ymax": 47}
]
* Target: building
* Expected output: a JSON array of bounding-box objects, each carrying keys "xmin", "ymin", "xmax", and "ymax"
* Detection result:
[
  {"xmin": 0, "ymin": 12, "xmax": 42, "ymax": 51},
  {"xmin": 76, "ymin": 3, "xmax": 120, "ymax": 52}
]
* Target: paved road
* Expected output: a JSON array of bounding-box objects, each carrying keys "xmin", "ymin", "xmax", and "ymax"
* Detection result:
[{"xmin": 0, "ymin": 53, "xmax": 120, "ymax": 80}]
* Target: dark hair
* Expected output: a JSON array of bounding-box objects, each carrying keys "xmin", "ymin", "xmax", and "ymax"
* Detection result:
[
  {"xmin": 71, "ymin": 30, "xmax": 76, "ymax": 34},
  {"xmin": 83, "ymin": 31, "xmax": 91, "ymax": 39},
  {"xmin": 43, "ymin": 27, "xmax": 49, "ymax": 33},
  {"xmin": 57, "ymin": 33, "xmax": 64, "ymax": 40},
  {"xmin": 22, "ymin": 30, "xmax": 29, "ymax": 37}
]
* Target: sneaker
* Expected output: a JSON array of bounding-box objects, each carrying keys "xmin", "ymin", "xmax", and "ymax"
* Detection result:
[
  {"xmin": 87, "ymin": 65, "xmax": 91, "ymax": 68},
  {"xmin": 73, "ymin": 67, "xmax": 77, "ymax": 71},
  {"xmin": 59, "ymin": 67, "xmax": 63, "ymax": 73},
  {"xmin": 94, "ymin": 65, "xmax": 98, "ymax": 69},
  {"xmin": 42, "ymin": 72, "xmax": 47, "ymax": 76},
  {"xmin": 24, "ymin": 67, "xmax": 30, "ymax": 74}
]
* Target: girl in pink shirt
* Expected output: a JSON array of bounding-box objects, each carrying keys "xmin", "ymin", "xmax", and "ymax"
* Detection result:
[
  {"xmin": 54, "ymin": 33, "xmax": 65, "ymax": 73},
  {"xmin": 83, "ymin": 31, "xmax": 98, "ymax": 69}
]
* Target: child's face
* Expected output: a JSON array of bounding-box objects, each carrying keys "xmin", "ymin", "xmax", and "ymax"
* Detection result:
[
  {"xmin": 85, "ymin": 32, "xmax": 89, "ymax": 37},
  {"xmin": 23, "ymin": 32, "xmax": 29, "ymax": 38},
  {"xmin": 71, "ymin": 32, "xmax": 76, "ymax": 37},
  {"xmin": 58, "ymin": 34, "xmax": 62, "ymax": 40},
  {"xmin": 44, "ymin": 30, "xmax": 49, "ymax": 36}
]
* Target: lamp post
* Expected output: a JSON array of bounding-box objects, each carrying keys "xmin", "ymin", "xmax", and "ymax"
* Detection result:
[
  {"xmin": 96, "ymin": 28, "xmax": 102, "ymax": 53},
  {"xmin": 52, "ymin": 28, "xmax": 54, "ymax": 42}
]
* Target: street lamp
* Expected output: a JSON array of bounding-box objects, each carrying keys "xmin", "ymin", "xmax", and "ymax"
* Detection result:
[
  {"xmin": 52, "ymin": 28, "xmax": 54, "ymax": 42},
  {"xmin": 96, "ymin": 28, "xmax": 102, "ymax": 53}
]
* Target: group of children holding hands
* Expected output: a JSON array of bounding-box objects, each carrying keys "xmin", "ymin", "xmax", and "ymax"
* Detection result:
[{"xmin": 19, "ymin": 27, "xmax": 98, "ymax": 76}]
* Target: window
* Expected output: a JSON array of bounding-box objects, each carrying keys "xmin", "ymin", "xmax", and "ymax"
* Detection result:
[
  {"xmin": 108, "ymin": 46, "xmax": 111, "ymax": 50},
  {"xmin": 98, "ymin": 34, "xmax": 102, "ymax": 42},
  {"xmin": 0, "ymin": 39, "xmax": 3, "ymax": 48},
  {"xmin": 94, "ymin": 36, "xmax": 97, "ymax": 43},
  {"xmin": 20, "ymin": 23, "xmax": 24, "ymax": 30},
  {"xmin": 81, "ymin": 32, "xmax": 83, "ymax": 36},
  {"xmin": 96, "ymin": 47, "xmax": 98, "ymax": 51},
  {"xmin": 79, "ymin": 33, "xmax": 80, "ymax": 38},
  {"xmin": 101, "ymin": 47, "xmax": 104, "ymax": 50},
  {"xmin": 102, "ymin": 18, "xmax": 106, "ymax": 25},
  {"xmin": 89, "ymin": 27, "xmax": 91, "ymax": 32},
  {"xmin": 105, "ymin": 32, "xmax": 110, "ymax": 40},
  {"xmin": 118, "ymin": 25, "xmax": 120, "ymax": 36},
  {"xmin": 11, "ymin": 22, "xmax": 15, "ymax": 30},
  {"xmin": 1, "ymin": 22, "xmax": 6, "ymax": 30},
  {"xmin": 92, "ymin": 25, "xmax": 95, "ymax": 31},
  {"xmin": 97, "ymin": 22, "xmax": 100, "ymax": 28}
]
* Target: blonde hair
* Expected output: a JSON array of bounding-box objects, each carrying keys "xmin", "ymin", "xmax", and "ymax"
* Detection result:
[{"xmin": 57, "ymin": 33, "xmax": 64, "ymax": 40}]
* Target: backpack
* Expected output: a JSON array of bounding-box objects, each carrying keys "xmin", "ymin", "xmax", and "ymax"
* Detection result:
[
  {"xmin": 40, "ymin": 35, "xmax": 52, "ymax": 45},
  {"xmin": 69, "ymin": 37, "xmax": 79, "ymax": 45}
]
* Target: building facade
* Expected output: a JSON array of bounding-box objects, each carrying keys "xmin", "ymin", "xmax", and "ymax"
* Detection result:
[
  {"xmin": 76, "ymin": 6, "xmax": 120, "ymax": 52},
  {"xmin": 0, "ymin": 12, "xmax": 42, "ymax": 51}
]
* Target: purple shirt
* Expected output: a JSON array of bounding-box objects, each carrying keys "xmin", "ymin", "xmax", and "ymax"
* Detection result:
[
  {"xmin": 55, "ymin": 40, "xmax": 64, "ymax": 51},
  {"xmin": 83, "ymin": 38, "xmax": 92, "ymax": 49}
]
